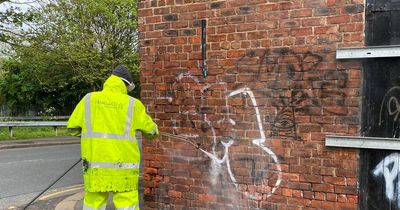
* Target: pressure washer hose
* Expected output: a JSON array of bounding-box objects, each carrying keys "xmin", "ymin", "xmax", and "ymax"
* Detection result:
[{"xmin": 22, "ymin": 158, "xmax": 82, "ymax": 210}]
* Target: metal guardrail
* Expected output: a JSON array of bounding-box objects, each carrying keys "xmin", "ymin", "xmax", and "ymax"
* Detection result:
[
  {"xmin": 0, "ymin": 121, "xmax": 68, "ymax": 138},
  {"xmin": 0, "ymin": 116, "xmax": 70, "ymax": 121}
]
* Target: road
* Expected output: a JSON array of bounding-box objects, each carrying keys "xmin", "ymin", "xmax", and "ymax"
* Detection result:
[{"xmin": 0, "ymin": 144, "xmax": 82, "ymax": 209}]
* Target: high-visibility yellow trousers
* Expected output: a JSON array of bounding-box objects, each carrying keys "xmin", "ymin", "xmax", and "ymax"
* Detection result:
[{"xmin": 83, "ymin": 190, "xmax": 139, "ymax": 210}]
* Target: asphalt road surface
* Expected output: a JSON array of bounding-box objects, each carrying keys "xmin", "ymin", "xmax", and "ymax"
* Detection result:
[{"xmin": 0, "ymin": 144, "xmax": 82, "ymax": 209}]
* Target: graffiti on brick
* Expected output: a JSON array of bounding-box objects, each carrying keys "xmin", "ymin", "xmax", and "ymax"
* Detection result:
[
  {"xmin": 157, "ymin": 72, "xmax": 282, "ymax": 199},
  {"xmin": 379, "ymin": 86, "xmax": 400, "ymax": 137},
  {"xmin": 373, "ymin": 152, "xmax": 400, "ymax": 207},
  {"xmin": 225, "ymin": 87, "xmax": 282, "ymax": 198},
  {"xmin": 236, "ymin": 48, "xmax": 348, "ymax": 140},
  {"xmin": 153, "ymin": 47, "xmax": 349, "ymax": 201}
]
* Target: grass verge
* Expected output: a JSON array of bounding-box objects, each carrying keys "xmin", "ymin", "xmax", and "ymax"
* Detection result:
[{"xmin": 0, "ymin": 127, "xmax": 68, "ymax": 140}]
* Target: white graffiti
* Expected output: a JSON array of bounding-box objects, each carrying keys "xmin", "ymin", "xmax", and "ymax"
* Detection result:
[
  {"xmin": 379, "ymin": 86, "xmax": 400, "ymax": 137},
  {"xmin": 373, "ymin": 152, "xmax": 400, "ymax": 207},
  {"xmin": 379, "ymin": 86, "xmax": 400, "ymax": 124},
  {"xmin": 226, "ymin": 87, "xmax": 282, "ymax": 197},
  {"xmin": 157, "ymin": 71, "xmax": 282, "ymax": 199}
]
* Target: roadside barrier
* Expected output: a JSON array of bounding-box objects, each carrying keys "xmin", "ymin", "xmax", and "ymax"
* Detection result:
[{"xmin": 0, "ymin": 121, "xmax": 67, "ymax": 138}]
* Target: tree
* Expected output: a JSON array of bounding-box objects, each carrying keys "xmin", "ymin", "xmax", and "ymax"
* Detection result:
[
  {"xmin": 0, "ymin": 0, "xmax": 37, "ymax": 47},
  {"xmin": 0, "ymin": 0, "xmax": 140, "ymax": 116}
]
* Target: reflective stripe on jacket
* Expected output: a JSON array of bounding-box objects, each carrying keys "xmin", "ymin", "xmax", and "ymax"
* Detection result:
[{"xmin": 67, "ymin": 75, "xmax": 158, "ymax": 192}]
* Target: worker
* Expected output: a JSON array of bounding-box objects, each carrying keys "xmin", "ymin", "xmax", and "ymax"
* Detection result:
[{"xmin": 67, "ymin": 65, "xmax": 158, "ymax": 210}]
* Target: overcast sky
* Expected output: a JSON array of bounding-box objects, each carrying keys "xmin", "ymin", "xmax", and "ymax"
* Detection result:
[
  {"xmin": 0, "ymin": 0, "xmax": 43, "ymax": 13},
  {"xmin": 0, "ymin": 0, "xmax": 44, "ymax": 57}
]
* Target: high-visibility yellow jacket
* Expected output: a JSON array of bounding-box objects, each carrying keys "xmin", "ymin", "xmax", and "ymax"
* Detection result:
[{"xmin": 67, "ymin": 75, "xmax": 158, "ymax": 192}]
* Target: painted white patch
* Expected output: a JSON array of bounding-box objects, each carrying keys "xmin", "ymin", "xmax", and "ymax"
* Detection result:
[{"xmin": 373, "ymin": 152, "xmax": 400, "ymax": 207}]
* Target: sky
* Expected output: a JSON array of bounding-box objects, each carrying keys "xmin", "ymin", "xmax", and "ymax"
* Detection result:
[
  {"xmin": 0, "ymin": 0, "xmax": 42, "ymax": 12},
  {"xmin": 0, "ymin": 0, "xmax": 45, "ymax": 57}
]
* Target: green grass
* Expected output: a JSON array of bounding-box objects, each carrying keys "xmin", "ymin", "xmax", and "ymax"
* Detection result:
[{"xmin": 0, "ymin": 127, "xmax": 69, "ymax": 140}]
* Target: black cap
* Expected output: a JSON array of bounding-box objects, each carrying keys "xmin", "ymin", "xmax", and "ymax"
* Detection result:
[{"xmin": 112, "ymin": 65, "xmax": 133, "ymax": 84}]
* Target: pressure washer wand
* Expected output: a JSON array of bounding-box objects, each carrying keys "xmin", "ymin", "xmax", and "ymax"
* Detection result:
[
  {"xmin": 23, "ymin": 158, "xmax": 82, "ymax": 210},
  {"xmin": 159, "ymin": 132, "xmax": 200, "ymax": 149}
]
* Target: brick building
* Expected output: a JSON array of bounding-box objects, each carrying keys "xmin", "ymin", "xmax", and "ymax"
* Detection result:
[{"xmin": 138, "ymin": 0, "xmax": 400, "ymax": 209}]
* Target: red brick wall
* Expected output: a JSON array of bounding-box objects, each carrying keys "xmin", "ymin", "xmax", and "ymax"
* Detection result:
[{"xmin": 139, "ymin": 0, "xmax": 364, "ymax": 209}]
